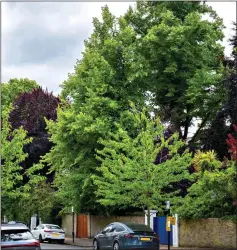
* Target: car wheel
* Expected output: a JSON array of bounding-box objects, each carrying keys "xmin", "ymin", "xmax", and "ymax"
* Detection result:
[
  {"xmin": 113, "ymin": 242, "xmax": 120, "ymax": 250},
  {"xmin": 39, "ymin": 234, "xmax": 43, "ymax": 243},
  {"xmin": 93, "ymin": 239, "xmax": 100, "ymax": 250},
  {"xmin": 59, "ymin": 239, "xmax": 64, "ymax": 244}
]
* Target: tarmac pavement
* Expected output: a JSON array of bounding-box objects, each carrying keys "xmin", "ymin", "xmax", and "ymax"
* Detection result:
[{"xmin": 64, "ymin": 237, "xmax": 235, "ymax": 250}]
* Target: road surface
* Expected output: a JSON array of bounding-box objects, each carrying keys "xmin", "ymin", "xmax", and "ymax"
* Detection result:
[{"xmin": 41, "ymin": 243, "xmax": 92, "ymax": 249}]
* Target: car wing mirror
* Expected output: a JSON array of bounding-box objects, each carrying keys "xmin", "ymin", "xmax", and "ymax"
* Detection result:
[{"xmin": 33, "ymin": 227, "xmax": 36, "ymax": 230}]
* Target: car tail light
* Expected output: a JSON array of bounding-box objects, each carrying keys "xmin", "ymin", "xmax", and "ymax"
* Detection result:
[
  {"xmin": 125, "ymin": 234, "xmax": 133, "ymax": 238},
  {"xmin": 2, "ymin": 241, "xmax": 40, "ymax": 248},
  {"xmin": 27, "ymin": 241, "xmax": 41, "ymax": 247},
  {"xmin": 44, "ymin": 229, "xmax": 52, "ymax": 233}
]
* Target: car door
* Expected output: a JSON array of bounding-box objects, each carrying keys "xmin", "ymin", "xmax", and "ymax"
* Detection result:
[
  {"xmin": 106, "ymin": 224, "xmax": 116, "ymax": 249},
  {"xmin": 98, "ymin": 225, "xmax": 113, "ymax": 249},
  {"xmin": 32, "ymin": 225, "xmax": 41, "ymax": 239}
]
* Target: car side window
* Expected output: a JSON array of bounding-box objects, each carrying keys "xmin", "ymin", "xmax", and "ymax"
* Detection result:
[
  {"xmin": 41, "ymin": 225, "xmax": 45, "ymax": 229},
  {"xmin": 103, "ymin": 226, "xmax": 112, "ymax": 233},
  {"xmin": 115, "ymin": 224, "xmax": 125, "ymax": 232},
  {"xmin": 110, "ymin": 224, "xmax": 116, "ymax": 232}
]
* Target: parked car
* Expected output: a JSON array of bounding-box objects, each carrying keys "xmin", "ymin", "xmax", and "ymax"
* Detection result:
[
  {"xmin": 1, "ymin": 223, "xmax": 41, "ymax": 249},
  {"xmin": 8, "ymin": 221, "xmax": 28, "ymax": 227},
  {"xmin": 93, "ymin": 222, "xmax": 159, "ymax": 250},
  {"xmin": 31, "ymin": 224, "xmax": 65, "ymax": 244}
]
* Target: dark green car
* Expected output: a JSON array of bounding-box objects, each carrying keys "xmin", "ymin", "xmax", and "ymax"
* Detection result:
[{"xmin": 93, "ymin": 222, "xmax": 159, "ymax": 250}]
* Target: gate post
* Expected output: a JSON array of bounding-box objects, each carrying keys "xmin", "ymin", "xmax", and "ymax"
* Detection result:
[{"xmin": 172, "ymin": 214, "xmax": 179, "ymax": 247}]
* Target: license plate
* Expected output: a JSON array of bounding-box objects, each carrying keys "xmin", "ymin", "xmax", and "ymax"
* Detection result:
[
  {"xmin": 52, "ymin": 233, "xmax": 59, "ymax": 237},
  {"xmin": 141, "ymin": 237, "xmax": 150, "ymax": 241}
]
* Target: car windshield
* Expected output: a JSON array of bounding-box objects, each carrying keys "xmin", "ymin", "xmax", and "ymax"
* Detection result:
[
  {"xmin": 1, "ymin": 229, "xmax": 34, "ymax": 242},
  {"xmin": 126, "ymin": 224, "xmax": 153, "ymax": 232},
  {"xmin": 46, "ymin": 225, "xmax": 61, "ymax": 229}
]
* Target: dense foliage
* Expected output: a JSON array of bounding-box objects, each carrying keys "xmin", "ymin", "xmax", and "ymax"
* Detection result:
[
  {"xmin": 2, "ymin": 181, "xmax": 62, "ymax": 225},
  {"xmin": 123, "ymin": 1, "xmax": 226, "ymax": 140},
  {"xmin": 2, "ymin": 78, "xmax": 38, "ymax": 107},
  {"xmin": 44, "ymin": 1, "xmax": 226, "ymax": 215},
  {"xmin": 3, "ymin": 2, "xmax": 236, "ymax": 222},
  {"xmin": 93, "ymin": 105, "xmax": 193, "ymax": 225},
  {"xmin": 2, "ymin": 85, "xmax": 61, "ymax": 222},
  {"xmin": 9, "ymin": 87, "xmax": 61, "ymax": 183},
  {"xmin": 175, "ymin": 151, "xmax": 236, "ymax": 219},
  {"xmin": 1, "ymin": 106, "xmax": 44, "ymax": 198},
  {"xmin": 202, "ymin": 23, "xmax": 237, "ymax": 159}
]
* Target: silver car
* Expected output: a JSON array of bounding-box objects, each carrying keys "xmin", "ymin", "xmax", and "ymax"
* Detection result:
[{"xmin": 1, "ymin": 223, "xmax": 41, "ymax": 250}]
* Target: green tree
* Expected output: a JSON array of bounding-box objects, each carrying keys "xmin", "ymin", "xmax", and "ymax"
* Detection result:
[
  {"xmin": 175, "ymin": 151, "xmax": 236, "ymax": 219},
  {"xmin": 1, "ymin": 181, "xmax": 61, "ymax": 224},
  {"xmin": 93, "ymin": 106, "xmax": 193, "ymax": 226},
  {"xmin": 1, "ymin": 105, "xmax": 44, "ymax": 198},
  {"xmin": 2, "ymin": 78, "xmax": 38, "ymax": 107},
  {"xmin": 46, "ymin": 1, "xmax": 225, "ymax": 213},
  {"xmin": 18, "ymin": 181, "xmax": 60, "ymax": 223},
  {"xmin": 122, "ymin": 1, "xmax": 226, "ymax": 140}
]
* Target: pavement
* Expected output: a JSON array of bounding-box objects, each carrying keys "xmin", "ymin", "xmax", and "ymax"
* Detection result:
[
  {"xmin": 41, "ymin": 242, "xmax": 89, "ymax": 249},
  {"xmin": 64, "ymin": 237, "xmax": 235, "ymax": 250}
]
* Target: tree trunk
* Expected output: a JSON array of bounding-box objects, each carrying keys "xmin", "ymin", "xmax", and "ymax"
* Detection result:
[
  {"xmin": 147, "ymin": 208, "xmax": 150, "ymax": 228},
  {"xmin": 183, "ymin": 116, "xmax": 192, "ymax": 140}
]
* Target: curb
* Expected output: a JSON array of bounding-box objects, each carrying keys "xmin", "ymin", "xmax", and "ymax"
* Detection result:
[{"xmin": 64, "ymin": 240, "xmax": 93, "ymax": 248}]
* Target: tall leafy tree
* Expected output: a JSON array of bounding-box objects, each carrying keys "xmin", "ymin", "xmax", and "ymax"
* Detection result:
[
  {"xmin": 46, "ymin": 1, "xmax": 225, "ymax": 213},
  {"xmin": 93, "ymin": 105, "xmax": 193, "ymax": 225},
  {"xmin": 122, "ymin": 1, "xmax": 226, "ymax": 139}
]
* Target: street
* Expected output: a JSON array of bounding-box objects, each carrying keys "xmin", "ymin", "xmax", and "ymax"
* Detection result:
[{"xmin": 41, "ymin": 243, "xmax": 92, "ymax": 249}]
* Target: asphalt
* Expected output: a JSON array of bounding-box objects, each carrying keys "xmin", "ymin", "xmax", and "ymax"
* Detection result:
[{"xmin": 64, "ymin": 237, "xmax": 235, "ymax": 250}]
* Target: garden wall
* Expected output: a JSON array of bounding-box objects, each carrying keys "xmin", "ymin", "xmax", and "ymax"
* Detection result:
[
  {"xmin": 61, "ymin": 214, "xmax": 77, "ymax": 237},
  {"xmin": 88, "ymin": 215, "xmax": 145, "ymax": 238},
  {"xmin": 179, "ymin": 218, "xmax": 236, "ymax": 249}
]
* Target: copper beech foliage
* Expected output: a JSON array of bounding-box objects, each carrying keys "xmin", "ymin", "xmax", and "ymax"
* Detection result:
[
  {"xmin": 9, "ymin": 87, "xmax": 60, "ymax": 134},
  {"xmin": 226, "ymin": 124, "xmax": 237, "ymax": 161}
]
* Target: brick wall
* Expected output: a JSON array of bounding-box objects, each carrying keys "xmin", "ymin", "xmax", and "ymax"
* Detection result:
[
  {"xmin": 88, "ymin": 215, "xmax": 145, "ymax": 238},
  {"xmin": 61, "ymin": 214, "xmax": 77, "ymax": 237},
  {"xmin": 179, "ymin": 218, "xmax": 236, "ymax": 249}
]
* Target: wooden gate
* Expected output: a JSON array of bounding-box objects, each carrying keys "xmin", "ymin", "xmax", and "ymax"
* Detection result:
[{"xmin": 77, "ymin": 214, "xmax": 88, "ymax": 238}]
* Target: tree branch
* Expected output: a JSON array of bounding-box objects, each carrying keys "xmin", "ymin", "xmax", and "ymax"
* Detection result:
[{"xmin": 190, "ymin": 112, "xmax": 211, "ymax": 143}]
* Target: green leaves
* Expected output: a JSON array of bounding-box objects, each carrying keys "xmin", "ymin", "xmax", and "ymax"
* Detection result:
[
  {"xmin": 2, "ymin": 78, "xmax": 38, "ymax": 107},
  {"xmin": 93, "ymin": 106, "xmax": 193, "ymax": 213},
  {"xmin": 1, "ymin": 106, "xmax": 44, "ymax": 198},
  {"xmin": 44, "ymin": 2, "xmax": 229, "ymax": 216},
  {"xmin": 176, "ymin": 152, "xmax": 236, "ymax": 218}
]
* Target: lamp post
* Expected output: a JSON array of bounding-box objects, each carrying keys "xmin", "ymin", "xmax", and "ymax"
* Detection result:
[
  {"xmin": 72, "ymin": 206, "xmax": 75, "ymax": 243},
  {"xmin": 166, "ymin": 201, "xmax": 171, "ymax": 250}
]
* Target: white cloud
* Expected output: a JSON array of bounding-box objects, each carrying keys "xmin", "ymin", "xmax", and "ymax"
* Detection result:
[
  {"xmin": 208, "ymin": 2, "xmax": 236, "ymax": 57},
  {"xmin": 2, "ymin": 2, "xmax": 133, "ymax": 94},
  {"xmin": 2, "ymin": 1, "xmax": 236, "ymax": 95}
]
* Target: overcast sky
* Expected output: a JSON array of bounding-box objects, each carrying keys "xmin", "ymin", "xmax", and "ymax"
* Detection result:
[{"xmin": 2, "ymin": 2, "xmax": 236, "ymax": 95}]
